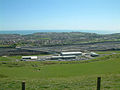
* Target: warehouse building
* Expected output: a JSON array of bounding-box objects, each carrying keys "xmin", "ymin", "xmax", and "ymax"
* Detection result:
[
  {"xmin": 51, "ymin": 55, "xmax": 76, "ymax": 60},
  {"xmin": 60, "ymin": 52, "xmax": 82, "ymax": 56},
  {"xmin": 90, "ymin": 52, "xmax": 99, "ymax": 57},
  {"xmin": 22, "ymin": 56, "xmax": 38, "ymax": 61}
]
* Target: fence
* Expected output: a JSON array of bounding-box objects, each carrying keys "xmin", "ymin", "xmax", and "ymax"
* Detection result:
[{"xmin": 22, "ymin": 77, "xmax": 101, "ymax": 90}]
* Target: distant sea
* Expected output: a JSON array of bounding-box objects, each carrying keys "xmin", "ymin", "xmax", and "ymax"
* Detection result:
[{"xmin": 0, "ymin": 30, "xmax": 117, "ymax": 35}]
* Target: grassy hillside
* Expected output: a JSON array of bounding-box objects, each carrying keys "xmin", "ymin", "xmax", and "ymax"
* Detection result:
[{"xmin": 0, "ymin": 54, "xmax": 120, "ymax": 90}]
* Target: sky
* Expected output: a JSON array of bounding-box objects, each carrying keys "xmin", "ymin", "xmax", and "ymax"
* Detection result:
[{"xmin": 0, "ymin": 0, "xmax": 120, "ymax": 33}]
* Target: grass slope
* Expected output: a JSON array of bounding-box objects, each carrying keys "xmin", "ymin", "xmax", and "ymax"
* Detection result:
[{"xmin": 0, "ymin": 54, "xmax": 120, "ymax": 90}]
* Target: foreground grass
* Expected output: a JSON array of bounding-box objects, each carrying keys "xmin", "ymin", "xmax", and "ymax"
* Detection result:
[
  {"xmin": 1, "ymin": 74, "xmax": 120, "ymax": 90},
  {"xmin": 0, "ymin": 54, "xmax": 120, "ymax": 90}
]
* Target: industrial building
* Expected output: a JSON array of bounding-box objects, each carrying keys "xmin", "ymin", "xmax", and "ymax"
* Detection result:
[
  {"xmin": 51, "ymin": 55, "xmax": 76, "ymax": 60},
  {"xmin": 60, "ymin": 52, "xmax": 82, "ymax": 56},
  {"xmin": 22, "ymin": 56, "xmax": 38, "ymax": 60},
  {"xmin": 21, "ymin": 51, "xmax": 99, "ymax": 61},
  {"xmin": 90, "ymin": 52, "xmax": 99, "ymax": 57}
]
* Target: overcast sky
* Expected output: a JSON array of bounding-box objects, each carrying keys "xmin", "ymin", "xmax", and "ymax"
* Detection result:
[{"xmin": 0, "ymin": 0, "xmax": 120, "ymax": 32}]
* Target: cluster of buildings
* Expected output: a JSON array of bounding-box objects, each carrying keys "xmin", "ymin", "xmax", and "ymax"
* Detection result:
[{"xmin": 21, "ymin": 51, "xmax": 99, "ymax": 61}]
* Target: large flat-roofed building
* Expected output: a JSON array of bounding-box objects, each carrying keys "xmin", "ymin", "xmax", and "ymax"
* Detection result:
[
  {"xmin": 60, "ymin": 52, "xmax": 82, "ymax": 56},
  {"xmin": 22, "ymin": 56, "xmax": 38, "ymax": 60},
  {"xmin": 51, "ymin": 55, "xmax": 76, "ymax": 60}
]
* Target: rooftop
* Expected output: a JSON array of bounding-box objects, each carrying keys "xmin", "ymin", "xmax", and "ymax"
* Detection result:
[{"xmin": 61, "ymin": 52, "xmax": 82, "ymax": 55}]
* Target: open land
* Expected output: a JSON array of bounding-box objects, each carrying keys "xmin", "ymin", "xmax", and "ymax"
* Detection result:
[
  {"xmin": 0, "ymin": 51, "xmax": 120, "ymax": 90},
  {"xmin": 0, "ymin": 32, "xmax": 120, "ymax": 90}
]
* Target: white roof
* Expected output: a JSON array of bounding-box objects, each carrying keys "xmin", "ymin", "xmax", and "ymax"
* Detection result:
[
  {"xmin": 61, "ymin": 52, "xmax": 82, "ymax": 55},
  {"xmin": 90, "ymin": 52, "xmax": 98, "ymax": 55},
  {"xmin": 22, "ymin": 56, "xmax": 38, "ymax": 59},
  {"xmin": 22, "ymin": 56, "xmax": 37, "ymax": 58},
  {"xmin": 52, "ymin": 55, "xmax": 76, "ymax": 58}
]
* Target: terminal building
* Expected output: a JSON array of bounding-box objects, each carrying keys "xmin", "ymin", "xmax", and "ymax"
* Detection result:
[
  {"xmin": 22, "ymin": 56, "xmax": 38, "ymax": 61},
  {"xmin": 51, "ymin": 55, "xmax": 76, "ymax": 60},
  {"xmin": 90, "ymin": 52, "xmax": 99, "ymax": 57},
  {"xmin": 21, "ymin": 51, "xmax": 99, "ymax": 61},
  {"xmin": 60, "ymin": 52, "xmax": 82, "ymax": 56}
]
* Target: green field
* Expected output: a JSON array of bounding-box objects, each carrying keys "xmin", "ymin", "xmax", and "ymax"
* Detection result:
[
  {"xmin": 95, "ymin": 50, "xmax": 120, "ymax": 54},
  {"xmin": 0, "ymin": 53, "xmax": 120, "ymax": 90}
]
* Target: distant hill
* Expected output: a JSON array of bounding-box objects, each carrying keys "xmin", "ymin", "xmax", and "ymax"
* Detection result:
[{"xmin": 0, "ymin": 32, "xmax": 120, "ymax": 47}]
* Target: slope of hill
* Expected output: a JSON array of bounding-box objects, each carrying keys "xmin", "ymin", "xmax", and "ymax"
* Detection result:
[{"xmin": 0, "ymin": 54, "xmax": 120, "ymax": 89}]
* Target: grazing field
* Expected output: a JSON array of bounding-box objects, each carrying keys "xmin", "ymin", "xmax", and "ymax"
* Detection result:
[{"xmin": 0, "ymin": 53, "xmax": 120, "ymax": 90}]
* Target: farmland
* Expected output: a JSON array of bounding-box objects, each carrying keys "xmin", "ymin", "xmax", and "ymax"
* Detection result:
[{"xmin": 0, "ymin": 52, "xmax": 120, "ymax": 90}]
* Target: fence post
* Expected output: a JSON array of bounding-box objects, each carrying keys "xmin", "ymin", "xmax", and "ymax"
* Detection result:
[
  {"xmin": 97, "ymin": 77, "xmax": 101, "ymax": 90},
  {"xmin": 22, "ymin": 81, "xmax": 25, "ymax": 90}
]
